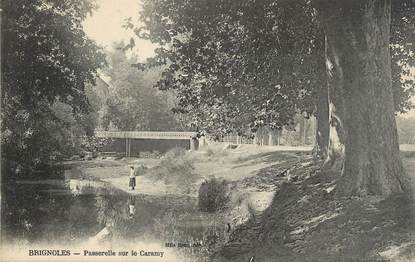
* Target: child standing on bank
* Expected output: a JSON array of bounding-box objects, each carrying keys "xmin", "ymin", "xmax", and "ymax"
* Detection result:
[{"xmin": 129, "ymin": 166, "xmax": 136, "ymax": 190}]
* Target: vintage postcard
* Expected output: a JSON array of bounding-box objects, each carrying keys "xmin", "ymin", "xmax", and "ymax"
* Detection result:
[{"xmin": 1, "ymin": 0, "xmax": 415, "ymax": 261}]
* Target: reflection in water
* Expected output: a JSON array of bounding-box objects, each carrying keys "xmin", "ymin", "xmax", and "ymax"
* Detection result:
[
  {"xmin": 128, "ymin": 195, "xmax": 136, "ymax": 218},
  {"xmin": 2, "ymin": 176, "xmax": 227, "ymax": 261}
]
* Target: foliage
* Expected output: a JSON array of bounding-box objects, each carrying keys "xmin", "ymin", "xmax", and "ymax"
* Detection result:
[
  {"xmin": 135, "ymin": 0, "xmax": 323, "ymax": 136},
  {"xmin": 133, "ymin": 0, "xmax": 414, "ymax": 137},
  {"xmin": 198, "ymin": 178, "xmax": 229, "ymax": 213},
  {"xmin": 139, "ymin": 151, "xmax": 162, "ymax": 158},
  {"xmin": 396, "ymin": 116, "xmax": 415, "ymax": 144},
  {"xmin": 1, "ymin": 0, "xmax": 106, "ymax": 173},
  {"xmin": 148, "ymin": 147, "xmax": 198, "ymax": 193},
  {"xmin": 79, "ymin": 136, "xmax": 113, "ymax": 155},
  {"xmin": 391, "ymin": 2, "xmax": 415, "ymax": 113},
  {"xmin": 163, "ymin": 146, "xmax": 187, "ymax": 158},
  {"xmin": 100, "ymin": 44, "xmax": 185, "ymax": 131}
]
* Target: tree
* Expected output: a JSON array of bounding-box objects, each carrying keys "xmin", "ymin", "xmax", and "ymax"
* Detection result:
[
  {"xmin": 314, "ymin": 0, "xmax": 413, "ymax": 195},
  {"xmin": 101, "ymin": 44, "xmax": 184, "ymax": 131},
  {"xmin": 391, "ymin": 1, "xmax": 415, "ymax": 114},
  {"xmin": 396, "ymin": 116, "xmax": 415, "ymax": 144},
  {"xmin": 1, "ymin": 0, "xmax": 106, "ymax": 174},
  {"xmin": 136, "ymin": 0, "xmax": 414, "ymax": 196},
  {"xmin": 136, "ymin": 0, "xmax": 324, "ymax": 139}
]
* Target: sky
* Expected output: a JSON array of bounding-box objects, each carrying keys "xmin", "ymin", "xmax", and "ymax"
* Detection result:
[{"xmin": 83, "ymin": 0, "xmax": 157, "ymax": 61}]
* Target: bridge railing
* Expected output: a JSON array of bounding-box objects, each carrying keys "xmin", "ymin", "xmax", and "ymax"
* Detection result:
[{"xmin": 94, "ymin": 130, "xmax": 197, "ymax": 140}]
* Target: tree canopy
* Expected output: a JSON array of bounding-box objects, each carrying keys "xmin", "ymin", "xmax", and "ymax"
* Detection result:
[
  {"xmin": 134, "ymin": 0, "xmax": 323, "ymax": 135},
  {"xmin": 100, "ymin": 44, "xmax": 185, "ymax": 132},
  {"xmin": 1, "ymin": 0, "xmax": 106, "ymax": 173},
  {"xmin": 134, "ymin": 0, "xmax": 414, "ymax": 136},
  {"xmin": 135, "ymin": 0, "xmax": 414, "ymax": 196}
]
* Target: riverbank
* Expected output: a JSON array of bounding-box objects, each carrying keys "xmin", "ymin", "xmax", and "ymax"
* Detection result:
[
  {"xmin": 64, "ymin": 144, "xmax": 305, "ymax": 201},
  {"xmin": 215, "ymin": 152, "xmax": 415, "ymax": 262},
  {"xmin": 64, "ymin": 144, "xmax": 415, "ymax": 261}
]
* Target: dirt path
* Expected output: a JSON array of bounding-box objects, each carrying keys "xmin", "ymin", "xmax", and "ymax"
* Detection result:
[
  {"xmin": 65, "ymin": 145, "xmax": 415, "ymax": 261},
  {"xmin": 68, "ymin": 145, "xmax": 309, "ymax": 196}
]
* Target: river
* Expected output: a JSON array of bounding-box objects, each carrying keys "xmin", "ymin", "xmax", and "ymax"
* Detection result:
[{"xmin": 1, "ymin": 171, "xmax": 228, "ymax": 261}]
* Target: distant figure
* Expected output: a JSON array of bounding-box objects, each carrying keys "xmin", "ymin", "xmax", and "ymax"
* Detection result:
[{"xmin": 129, "ymin": 165, "xmax": 136, "ymax": 190}]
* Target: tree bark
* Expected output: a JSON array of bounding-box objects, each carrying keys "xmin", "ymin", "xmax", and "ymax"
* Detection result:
[
  {"xmin": 315, "ymin": 0, "xmax": 410, "ymax": 196},
  {"xmin": 313, "ymin": 84, "xmax": 330, "ymax": 160}
]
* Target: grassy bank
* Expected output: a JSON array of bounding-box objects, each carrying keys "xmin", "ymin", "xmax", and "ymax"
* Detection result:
[
  {"xmin": 67, "ymin": 144, "xmax": 415, "ymax": 261},
  {"xmin": 213, "ymin": 152, "xmax": 415, "ymax": 262}
]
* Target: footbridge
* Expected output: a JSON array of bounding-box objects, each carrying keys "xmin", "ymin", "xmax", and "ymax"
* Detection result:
[{"xmin": 95, "ymin": 131, "xmax": 199, "ymax": 156}]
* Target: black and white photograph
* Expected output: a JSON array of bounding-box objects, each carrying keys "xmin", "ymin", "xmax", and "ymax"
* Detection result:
[{"xmin": 1, "ymin": 0, "xmax": 415, "ymax": 261}]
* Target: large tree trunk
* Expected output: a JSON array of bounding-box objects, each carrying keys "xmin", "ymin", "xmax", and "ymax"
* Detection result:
[
  {"xmin": 313, "ymin": 84, "xmax": 330, "ymax": 160},
  {"xmin": 316, "ymin": 0, "xmax": 410, "ymax": 196}
]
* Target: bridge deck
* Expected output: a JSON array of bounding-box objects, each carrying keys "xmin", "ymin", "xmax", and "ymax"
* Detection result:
[{"xmin": 95, "ymin": 131, "xmax": 196, "ymax": 140}]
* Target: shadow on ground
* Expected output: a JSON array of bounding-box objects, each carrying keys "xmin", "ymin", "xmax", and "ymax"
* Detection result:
[
  {"xmin": 214, "ymin": 154, "xmax": 415, "ymax": 262},
  {"xmin": 232, "ymin": 151, "xmax": 308, "ymax": 168}
]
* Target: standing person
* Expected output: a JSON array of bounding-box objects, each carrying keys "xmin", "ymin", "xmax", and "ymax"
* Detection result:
[{"xmin": 129, "ymin": 165, "xmax": 136, "ymax": 190}]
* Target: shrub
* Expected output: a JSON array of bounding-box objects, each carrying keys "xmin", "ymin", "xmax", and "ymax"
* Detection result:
[
  {"xmin": 205, "ymin": 148, "xmax": 215, "ymax": 157},
  {"xmin": 148, "ymin": 147, "xmax": 198, "ymax": 194},
  {"xmin": 80, "ymin": 136, "xmax": 113, "ymax": 155},
  {"xmin": 164, "ymin": 147, "xmax": 187, "ymax": 159},
  {"xmin": 134, "ymin": 164, "xmax": 148, "ymax": 176},
  {"xmin": 139, "ymin": 150, "xmax": 165, "ymax": 159},
  {"xmin": 198, "ymin": 178, "xmax": 229, "ymax": 212},
  {"xmin": 139, "ymin": 151, "xmax": 151, "ymax": 158},
  {"xmin": 151, "ymin": 150, "xmax": 162, "ymax": 158}
]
